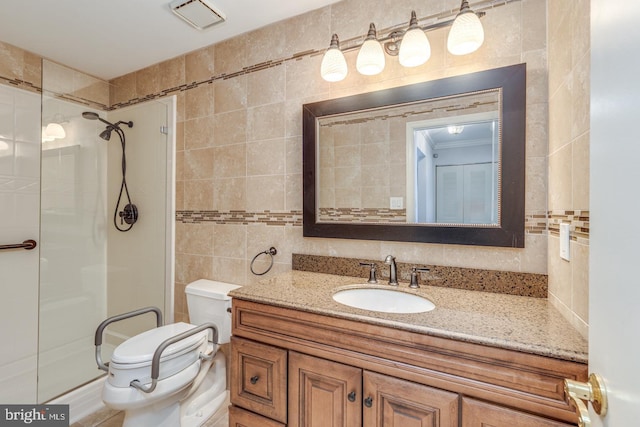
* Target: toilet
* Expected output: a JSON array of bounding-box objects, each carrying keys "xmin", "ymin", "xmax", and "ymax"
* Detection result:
[{"xmin": 101, "ymin": 279, "xmax": 241, "ymax": 427}]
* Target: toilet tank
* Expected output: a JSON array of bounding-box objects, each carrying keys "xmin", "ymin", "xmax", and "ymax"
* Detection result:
[{"xmin": 185, "ymin": 279, "xmax": 242, "ymax": 344}]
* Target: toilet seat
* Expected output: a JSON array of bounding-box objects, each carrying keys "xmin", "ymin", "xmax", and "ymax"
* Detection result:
[{"xmin": 108, "ymin": 322, "xmax": 210, "ymax": 388}]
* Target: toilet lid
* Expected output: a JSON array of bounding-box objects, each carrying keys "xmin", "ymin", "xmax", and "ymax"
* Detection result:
[{"xmin": 111, "ymin": 322, "xmax": 208, "ymax": 366}]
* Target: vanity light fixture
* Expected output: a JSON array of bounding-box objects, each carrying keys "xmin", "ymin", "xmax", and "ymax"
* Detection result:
[
  {"xmin": 320, "ymin": 34, "xmax": 348, "ymax": 82},
  {"xmin": 399, "ymin": 11, "xmax": 431, "ymax": 68},
  {"xmin": 320, "ymin": 0, "xmax": 489, "ymax": 82},
  {"xmin": 447, "ymin": 0, "xmax": 485, "ymax": 55},
  {"xmin": 356, "ymin": 23, "xmax": 385, "ymax": 76}
]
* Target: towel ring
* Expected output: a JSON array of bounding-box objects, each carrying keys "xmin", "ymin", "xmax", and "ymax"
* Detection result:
[{"xmin": 250, "ymin": 247, "xmax": 277, "ymax": 276}]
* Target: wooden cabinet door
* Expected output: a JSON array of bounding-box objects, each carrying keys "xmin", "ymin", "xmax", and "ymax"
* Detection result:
[
  {"xmin": 289, "ymin": 351, "xmax": 362, "ymax": 427},
  {"xmin": 228, "ymin": 405, "xmax": 286, "ymax": 427},
  {"xmin": 230, "ymin": 337, "xmax": 288, "ymax": 424},
  {"xmin": 363, "ymin": 371, "xmax": 459, "ymax": 427},
  {"xmin": 462, "ymin": 397, "xmax": 575, "ymax": 427}
]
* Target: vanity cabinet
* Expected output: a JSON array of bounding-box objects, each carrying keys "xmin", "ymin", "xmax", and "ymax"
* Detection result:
[
  {"xmin": 230, "ymin": 299, "xmax": 587, "ymax": 427},
  {"xmin": 289, "ymin": 351, "xmax": 458, "ymax": 427}
]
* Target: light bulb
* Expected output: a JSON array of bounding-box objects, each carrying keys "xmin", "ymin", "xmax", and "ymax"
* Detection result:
[
  {"xmin": 321, "ymin": 34, "xmax": 348, "ymax": 82},
  {"xmin": 356, "ymin": 23, "xmax": 385, "ymax": 76},
  {"xmin": 447, "ymin": 1, "xmax": 485, "ymax": 55},
  {"xmin": 45, "ymin": 122, "xmax": 66, "ymax": 139},
  {"xmin": 399, "ymin": 11, "xmax": 431, "ymax": 68}
]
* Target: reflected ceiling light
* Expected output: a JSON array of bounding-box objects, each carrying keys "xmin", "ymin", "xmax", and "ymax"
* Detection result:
[
  {"xmin": 399, "ymin": 11, "xmax": 431, "ymax": 68},
  {"xmin": 321, "ymin": 34, "xmax": 348, "ymax": 82},
  {"xmin": 0, "ymin": 141, "xmax": 9, "ymax": 150},
  {"xmin": 447, "ymin": 125, "xmax": 465, "ymax": 135},
  {"xmin": 41, "ymin": 128, "xmax": 55, "ymax": 143},
  {"xmin": 44, "ymin": 122, "xmax": 66, "ymax": 139},
  {"xmin": 447, "ymin": 0, "xmax": 485, "ymax": 55},
  {"xmin": 356, "ymin": 23, "xmax": 385, "ymax": 76}
]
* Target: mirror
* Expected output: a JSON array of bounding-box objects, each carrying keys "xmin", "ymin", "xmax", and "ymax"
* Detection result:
[{"xmin": 303, "ymin": 64, "xmax": 526, "ymax": 247}]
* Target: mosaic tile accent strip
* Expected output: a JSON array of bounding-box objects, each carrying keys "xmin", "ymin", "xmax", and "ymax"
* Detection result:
[
  {"xmin": 176, "ymin": 210, "xmax": 302, "ymax": 226},
  {"xmin": 292, "ymin": 253, "xmax": 548, "ymax": 298},
  {"xmin": 318, "ymin": 208, "xmax": 407, "ymax": 223},
  {"xmin": 525, "ymin": 212, "xmax": 548, "ymax": 234},
  {"xmin": 548, "ymin": 210, "xmax": 590, "ymax": 244},
  {"xmin": 0, "ymin": 76, "xmax": 41, "ymax": 94}
]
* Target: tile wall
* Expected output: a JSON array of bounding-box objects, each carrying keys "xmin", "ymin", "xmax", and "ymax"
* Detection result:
[
  {"xmin": 547, "ymin": 0, "xmax": 590, "ymax": 337},
  {"xmin": 0, "ymin": 0, "xmax": 588, "ymax": 337},
  {"xmin": 106, "ymin": 0, "xmax": 550, "ymax": 322}
]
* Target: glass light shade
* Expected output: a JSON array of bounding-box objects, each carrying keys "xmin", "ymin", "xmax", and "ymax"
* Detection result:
[
  {"xmin": 399, "ymin": 27, "xmax": 431, "ymax": 67},
  {"xmin": 447, "ymin": 11, "xmax": 485, "ymax": 55},
  {"xmin": 45, "ymin": 122, "xmax": 66, "ymax": 139},
  {"xmin": 356, "ymin": 38, "xmax": 385, "ymax": 76},
  {"xmin": 321, "ymin": 47, "xmax": 348, "ymax": 82},
  {"xmin": 41, "ymin": 128, "xmax": 55, "ymax": 142}
]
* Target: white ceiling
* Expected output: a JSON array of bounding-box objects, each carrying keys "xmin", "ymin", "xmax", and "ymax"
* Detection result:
[{"xmin": 0, "ymin": 0, "xmax": 341, "ymax": 81}]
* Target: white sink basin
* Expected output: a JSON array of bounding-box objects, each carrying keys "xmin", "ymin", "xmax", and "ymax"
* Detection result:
[{"xmin": 332, "ymin": 288, "xmax": 435, "ymax": 314}]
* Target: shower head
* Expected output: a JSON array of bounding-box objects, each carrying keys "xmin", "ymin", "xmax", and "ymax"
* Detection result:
[
  {"xmin": 82, "ymin": 111, "xmax": 133, "ymax": 141},
  {"xmin": 82, "ymin": 111, "xmax": 100, "ymax": 120},
  {"xmin": 99, "ymin": 128, "xmax": 112, "ymax": 141}
]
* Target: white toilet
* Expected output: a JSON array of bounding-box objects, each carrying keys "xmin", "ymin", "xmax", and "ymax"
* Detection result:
[{"xmin": 101, "ymin": 279, "xmax": 241, "ymax": 427}]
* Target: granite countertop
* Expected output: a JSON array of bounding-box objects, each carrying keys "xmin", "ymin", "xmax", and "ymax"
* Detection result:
[{"xmin": 230, "ymin": 270, "xmax": 588, "ymax": 364}]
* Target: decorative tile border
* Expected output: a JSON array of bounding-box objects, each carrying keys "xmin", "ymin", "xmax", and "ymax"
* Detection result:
[
  {"xmin": 548, "ymin": 210, "xmax": 589, "ymax": 244},
  {"xmin": 176, "ymin": 210, "xmax": 302, "ymax": 226},
  {"xmin": 0, "ymin": 75, "xmax": 41, "ymax": 94},
  {"xmin": 318, "ymin": 207, "xmax": 406, "ymax": 223},
  {"xmin": 292, "ymin": 254, "xmax": 548, "ymax": 298},
  {"xmin": 176, "ymin": 210, "xmax": 589, "ymax": 242}
]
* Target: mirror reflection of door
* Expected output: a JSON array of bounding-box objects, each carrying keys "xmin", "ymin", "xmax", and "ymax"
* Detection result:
[{"xmin": 411, "ymin": 113, "xmax": 499, "ymax": 225}]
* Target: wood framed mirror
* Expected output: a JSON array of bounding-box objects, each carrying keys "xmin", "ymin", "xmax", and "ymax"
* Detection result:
[{"xmin": 302, "ymin": 63, "xmax": 526, "ymax": 247}]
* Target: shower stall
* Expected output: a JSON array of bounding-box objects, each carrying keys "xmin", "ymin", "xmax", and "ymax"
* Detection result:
[{"xmin": 0, "ymin": 59, "xmax": 175, "ymax": 410}]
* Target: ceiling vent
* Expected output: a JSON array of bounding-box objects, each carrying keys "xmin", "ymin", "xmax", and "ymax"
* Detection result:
[{"xmin": 169, "ymin": 0, "xmax": 226, "ymax": 30}]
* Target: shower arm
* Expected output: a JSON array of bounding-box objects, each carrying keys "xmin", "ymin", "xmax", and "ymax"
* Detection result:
[{"xmin": 94, "ymin": 306, "xmax": 163, "ymax": 372}]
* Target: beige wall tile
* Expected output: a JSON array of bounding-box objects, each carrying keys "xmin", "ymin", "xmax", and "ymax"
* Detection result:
[
  {"xmin": 213, "ymin": 177, "xmax": 246, "ymax": 211},
  {"xmin": 246, "ymin": 175, "xmax": 285, "ymax": 211},
  {"xmin": 213, "ymin": 110, "xmax": 247, "ymax": 146},
  {"xmin": 571, "ymin": 241, "xmax": 589, "ymax": 322},
  {"xmin": 573, "ymin": 132, "xmax": 590, "ymax": 211},
  {"xmin": 184, "ymin": 116, "xmax": 215, "ymax": 149},
  {"xmin": 185, "ymin": 46, "xmax": 215, "ymax": 84},
  {"xmin": 247, "ymin": 66, "xmax": 286, "ymax": 107},
  {"xmin": 184, "ymin": 148, "xmax": 214, "ymax": 180},
  {"xmin": 285, "ymin": 173, "xmax": 302, "ymax": 211},
  {"xmin": 175, "ymin": 253, "xmax": 213, "ymax": 284},
  {"xmin": 0, "ymin": 41, "xmax": 24, "ymax": 81},
  {"xmin": 214, "ymin": 35, "xmax": 248, "ymax": 75},
  {"xmin": 213, "ymin": 224, "xmax": 247, "ymax": 258},
  {"xmin": 212, "ymin": 257, "xmax": 246, "ymax": 286},
  {"xmin": 176, "ymin": 222, "xmax": 214, "ymax": 256},
  {"xmin": 214, "ymin": 77, "xmax": 247, "ymax": 113},
  {"xmin": 184, "ymin": 180, "xmax": 214, "ymax": 210},
  {"xmin": 160, "ymin": 56, "xmax": 185, "ymax": 90},
  {"xmin": 547, "ymin": 235, "xmax": 572, "ymax": 306},
  {"xmin": 247, "ymin": 102, "xmax": 285, "ymax": 141},
  {"xmin": 247, "ymin": 138, "xmax": 285, "ymax": 176},
  {"xmin": 185, "ymin": 83, "xmax": 214, "ymax": 120},
  {"xmin": 110, "ymin": 73, "xmax": 137, "ymax": 106},
  {"xmin": 548, "ymin": 144, "xmax": 572, "ymax": 211},
  {"xmin": 213, "ymin": 144, "xmax": 246, "ymax": 178},
  {"xmin": 525, "ymin": 156, "xmax": 547, "ymax": 213},
  {"xmin": 136, "ymin": 64, "xmax": 160, "ymax": 98}
]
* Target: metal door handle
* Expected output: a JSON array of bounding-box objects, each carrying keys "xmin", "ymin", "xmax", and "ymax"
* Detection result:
[{"xmin": 564, "ymin": 373, "xmax": 607, "ymax": 427}]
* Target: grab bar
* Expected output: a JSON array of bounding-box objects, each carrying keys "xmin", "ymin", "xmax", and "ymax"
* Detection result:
[
  {"xmin": 94, "ymin": 306, "xmax": 164, "ymax": 372},
  {"xmin": 0, "ymin": 239, "xmax": 37, "ymax": 251},
  {"xmin": 130, "ymin": 322, "xmax": 218, "ymax": 394}
]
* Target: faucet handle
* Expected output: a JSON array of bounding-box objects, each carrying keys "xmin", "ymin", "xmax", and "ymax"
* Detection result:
[
  {"xmin": 409, "ymin": 267, "xmax": 430, "ymax": 289},
  {"xmin": 359, "ymin": 262, "xmax": 378, "ymax": 284}
]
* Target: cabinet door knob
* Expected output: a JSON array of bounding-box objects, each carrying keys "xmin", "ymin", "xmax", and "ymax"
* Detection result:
[
  {"xmin": 347, "ymin": 391, "xmax": 356, "ymax": 402},
  {"xmin": 364, "ymin": 396, "xmax": 373, "ymax": 408},
  {"xmin": 250, "ymin": 375, "xmax": 260, "ymax": 385}
]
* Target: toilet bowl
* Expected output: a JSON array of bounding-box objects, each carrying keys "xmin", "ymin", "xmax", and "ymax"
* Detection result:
[{"xmin": 98, "ymin": 280, "xmax": 241, "ymax": 427}]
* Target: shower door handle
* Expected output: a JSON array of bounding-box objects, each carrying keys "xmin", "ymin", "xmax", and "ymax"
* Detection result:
[{"xmin": 0, "ymin": 239, "xmax": 37, "ymax": 251}]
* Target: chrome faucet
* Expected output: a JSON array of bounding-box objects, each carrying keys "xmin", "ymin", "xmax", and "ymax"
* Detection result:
[{"xmin": 384, "ymin": 255, "xmax": 398, "ymax": 286}]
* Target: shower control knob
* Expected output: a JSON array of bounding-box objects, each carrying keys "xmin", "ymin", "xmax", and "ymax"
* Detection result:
[{"xmin": 119, "ymin": 204, "xmax": 139, "ymax": 226}]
